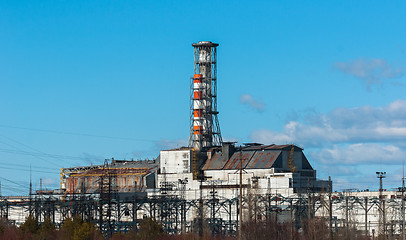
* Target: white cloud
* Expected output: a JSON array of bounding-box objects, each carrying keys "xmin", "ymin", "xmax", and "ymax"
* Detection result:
[
  {"xmin": 318, "ymin": 165, "xmax": 359, "ymax": 176},
  {"xmin": 311, "ymin": 143, "xmax": 406, "ymax": 165},
  {"xmin": 42, "ymin": 178, "xmax": 58, "ymax": 187},
  {"xmin": 333, "ymin": 58, "xmax": 404, "ymax": 90},
  {"xmin": 249, "ymin": 99, "xmax": 406, "ymax": 190},
  {"xmin": 250, "ymin": 129, "xmax": 293, "ymax": 144},
  {"xmin": 82, "ymin": 152, "xmax": 104, "ymax": 165},
  {"xmin": 222, "ymin": 136, "xmax": 242, "ymax": 144},
  {"xmin": 332, "ymin": 177, "xmax": 375, "ymax": 191},
  {"xmin": 239, "ymin": 94, "xmax": 266, "ymax": 112},
  {"xmin": 250, "ymin": 100, "xmax": 406, "ymax": 146}
]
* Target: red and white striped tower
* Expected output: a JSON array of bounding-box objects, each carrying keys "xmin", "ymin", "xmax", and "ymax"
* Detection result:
[{"xmin": 190, "ymin": 41, "xmax": 222, "ymax": 152}]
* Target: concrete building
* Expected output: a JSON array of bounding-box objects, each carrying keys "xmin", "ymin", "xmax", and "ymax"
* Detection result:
[
  {"xmin": 155, "ymin": 143, "xmax": 330, "ymax": 198},
  {"xmin": 61, "ymin": 159, "xmax": 158, "ymax": 194},
  {"xmin": 0, "ymin": 41, "xmax": 336, "ymax": 234}
]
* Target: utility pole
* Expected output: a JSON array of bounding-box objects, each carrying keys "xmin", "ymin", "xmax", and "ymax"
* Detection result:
[
  {"xmin": 329, "ymin": 176, "xmax": 333, "ymax": 240},
  {"xmin": 198, "ymin": 174, "xmax": 204, "ymax": 238},
  {"xmin": 345, "ymin": 194, "xmax": 349, "ymax": 240},
  {"xmin": 210, "ymin": 181, "xmax": 217, "ymax": 234},
  {"xmin": 238, "ymin": 150, "xmax": 243, "ymax": 240},
  {"xmin": 178, "ymin": 178, "xmax": 187, "ymax": 234},
  {"xmin": 377, "ymin": 171, "xmax": 386, "ymax": 239},
  {"xmin": 364, "ymin": 197, "xmax": 368, "ymax": 237},
  {"xmin": 0, "ymin": 180, "xmax": 2, "ymax": 218},
  {"xmin": 402, "ymin": 170, "xmax": 405, "ymax": 240},
  {"xmin": 290, "ymin": 198, "xmax": 294, "ymax": 240},
  {"xmin": 29, "ymin": 171, "xmax": 32, "ymax": 216},
  {"xmin": 307, "ymin": 177, "xmax": 311, "ymax": 220}
]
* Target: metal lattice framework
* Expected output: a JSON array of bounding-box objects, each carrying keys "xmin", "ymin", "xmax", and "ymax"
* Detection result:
[
  {"xmin": 189, "ymin": 41, "xmax": 222, "ymax": 152},
  {"xmin": 2, "ymin": 188, "xmax": 406, "ymax": 238}
]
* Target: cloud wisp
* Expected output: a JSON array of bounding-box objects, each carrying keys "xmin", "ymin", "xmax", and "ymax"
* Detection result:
[
  {"xmin": 251, "ymin": 100, "xmax": 406, "ymax": 147},
  {"xmin": 311, "ymin": 143, "xmax": 406, "ymax": 165},
  {"xmin": 239, "ymin": 94, "xmax": 266, "ymax": 112},
  {"xmin": 333, "ymin": 58, "xmax": 404, "ymax": 90},
  {"xmin": 250, "ymin": 99, "xmax": 406, "ymax": 168},
  {"xmin": 154, "ymin": 139, "xmax": 188, "ymax": 151}
]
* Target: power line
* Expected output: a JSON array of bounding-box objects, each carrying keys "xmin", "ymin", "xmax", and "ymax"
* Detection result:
[
  {"xmin": 0, "ymin": 147, "xmax": 85, "ymax": 161},
  {"xmin": 0, "ymin": 176, "xmax": 30, "ymax": 190},
  {"xmin": 1, "ymin": 185, "xmax": 27, "ymax": 195},
  {"xmin": 0, "ymin": 136, "xmax": 61, "ymax": 167},
  {"xmin": 0, "ymin": 162, "xmax": 57, "ymax": 171},
  {"xmin": 0, "ymin": 124, "xmax": 160, "ymax": 143},
  {"xmin": 0, "ymin": 125, "xmax": 181, "ymax": 164},
  {"xmin": 0, "ymin": 165, "xmax": 56, "ymax": 174}
]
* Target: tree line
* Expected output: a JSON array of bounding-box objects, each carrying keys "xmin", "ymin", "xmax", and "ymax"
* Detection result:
[{"xmin": 0, "ymin": 216, "xmax": 376, "ymax": 240}]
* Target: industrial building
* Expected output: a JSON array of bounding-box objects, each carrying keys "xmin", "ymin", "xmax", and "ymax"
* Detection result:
[
  {"xmin": 154, "ymin": 40, "xmax": 330, "ymax": 198},
  {"xmin": 47, "ymin": 41, "xmax": 332, "ymax": 236},
  {"xmin": 58, "ymin": 41, "xmax": 330, "ymax": 197},
  {"xmin": 6, "ymin": 41, "xmax": 375, "ymax": 237},
  {"xmin": 157, "ymin": 143, "xmax": 329, "ymax": 197},
  {"xmin": 57, "ymin": 40, "xmax": 330, "ymax": 209},
  {"xmin": 61, "ymin": 159, "xmax": 158, "ymax": 194}
]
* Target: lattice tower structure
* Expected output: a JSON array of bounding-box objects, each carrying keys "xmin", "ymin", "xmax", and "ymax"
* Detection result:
[
  {"xmin": 190, "ymin": 41, "xmax": 222, "ymax": 152},
  {"xmin": 99, "ymin": 160, "xmax": 117, "ymax": 238}
]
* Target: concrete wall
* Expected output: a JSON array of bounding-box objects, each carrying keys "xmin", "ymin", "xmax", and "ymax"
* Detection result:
[{"xmin": 160, "ymin": 150, "xmax": 192, "ymax": 174}]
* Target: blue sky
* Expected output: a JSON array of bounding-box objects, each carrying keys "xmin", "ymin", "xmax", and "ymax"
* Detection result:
[{"xmin": 1, "ymin": 0, "xmax": 406, "ymax": 195}]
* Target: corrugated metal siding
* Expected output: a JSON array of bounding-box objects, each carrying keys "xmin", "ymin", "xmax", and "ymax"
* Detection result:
[
  {"xmin": 223, "ymin": 151, "xmax": 255, "ymax": 170},
  {"xmin": 245, "ymin": 150, "xmax": 281, "ymax": 169},
  {"xmin": 202, "ymin": 153, "xmax": 228, "ymax": 170},
  {"xmin": 202, "ymin": 144, "xmax": 304, "ymax": 171}
]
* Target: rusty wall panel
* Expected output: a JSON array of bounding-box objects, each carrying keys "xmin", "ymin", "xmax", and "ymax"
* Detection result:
[
  {"xmin": 201, "ymin": 153, "xmax": 228, "ymax": 170},
  {"xmin": 245, "ymin": 151, "xmax": 281, "ymax": 169},
  {"xmin": 223, "ymin": 151, "xmax": 255, "ymax": 170}
]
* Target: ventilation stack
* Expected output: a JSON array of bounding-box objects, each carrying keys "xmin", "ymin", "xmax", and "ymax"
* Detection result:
[{"xmin": 190, "ymin": 41, "xmax": 222, "ymax": 152}]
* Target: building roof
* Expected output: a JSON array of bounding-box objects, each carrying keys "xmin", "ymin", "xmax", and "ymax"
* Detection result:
[
  {"xmin": 222, "ymin": 151, "xmax": 255, "ymax": 170},
  {"xmin": 161, "ymin": 147, "xmax": 191, "ymax": 152},
  {"xmin": 245, "ymin": 151, "xmax": 281, "ymax": 169},
  {"xmin": 202, "ymin": 144, "xmax": 300, "ymax": 171},
  {"xmin": 201, "ymin": 150, "xmax": 229, "ymax": 170},
  {"xmin": 241, "ymin": 144, "xmax": 303, "ymax": 151},
  {"xmin": 62, "ymin": 159, "xmax": 159, "ymax": 175}
]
